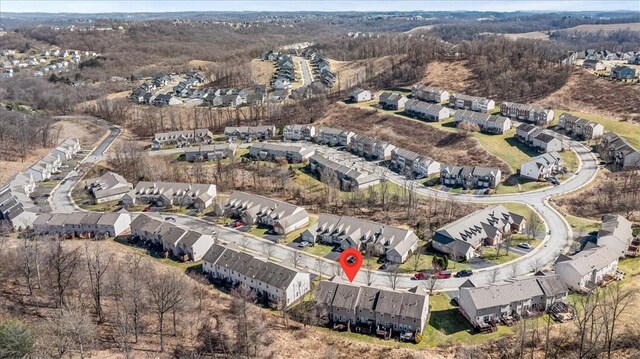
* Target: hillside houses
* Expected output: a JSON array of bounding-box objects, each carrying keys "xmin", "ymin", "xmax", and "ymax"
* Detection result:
[
  {"xmin": 597, "ymin": 215, "xmax": 637, "ymax": 258},
  {"xmin": 582, "ymin": 59, "xmax": 605, "ymax": 71},
  {"xmin": 308, "ymin": 154, "xmax": 380, "ymax": 191},
  {"xmin": 611, "ymin": 66, "xmax": 636, "ymax": 80},
  {"xmin": 33, "ymin": 211, "xmax": 131, "ymax": 237},
  {"xmin": 390, "ymin": 148, "xmax": 441, "ymax": 179},
  {"xmin": 598, "ymin": 132, "xmax": 640, "ymax": 170},
  {"xmin": 440, "ymin": 165, "xmax": 502, "ymax": 189},
  {"xmin": 349, "ymin": 88, "xmax": 372, "ymax": 103},
  {"xmin": 184, "ymin": 144, "xmax": 237, "ymax": 162},
  {"xmin": 316, "ymin": 281, "xmax": 429, "ymax": 334},
  {"xmin": 273, "ymin": 54, "xmax": 296, "ymax": 89},
  {"xmin": 316, "ymin": 127, "xmax": 355, "ymax": 147},
  {"xmin": 458, "ymin": 273, "xmax": 568, "ymax": 329},
  {"xmin": 303, "ymin": 48, "xmax": 336, "ymax": 87},
  {"xmin": 515, "ymin": 124, "xmax": 564, "ymax": 153},
  {"xmin": 453, "ymin": 110, "xmax": 511, "ymax": 134},
  {"xmin": 432, "ymin": 205, "xmax": 526, "ymax": 261},
  {"xmin": 555, "ymin": 244, "xmax": 621, "ymax": 292},
  {"xmin": 130, "ymin": 214, "xmax": 214, "ymax": 261},
  {"xmin": 519, "ymin": 152, "xmax": 564, "ymax": 180},
  {"xmin": 411, "ymin": 84, "xmax": 449, "ymax": 103},
  {"xmin": 449, "ymin": 93, "xmax": 495, "ymax": 113},
  {"xmin": 557, "ymin": 113, "xmax": 604, "ymax": 140},
  {"xmin": 283, "ymin": 124, "xmax": 316, "ymax": 141},
  {"xmin": 203, "ymin": 243, "xmax": 311, "ymax": 307},
  {"xmin": 404, "ymin": 99, "xmax": 450, "ymax": 122},
  {"xmin": 224, "ymin": 125, "xmax": 278, "ymax": 141},
  {"xmin": 152, "ymin": 94, "xmax": 181, "ymax": 106},
  {"xmin": 248, "ymin": 143, "xmax": 314, "ymax": 163},
  {"xmin": 27, "ymin": 138, "xmax": 80, "ymax": 182},
  {"xmin": 348, "ymin": 134, "xmax": 396, "ymax": 160},
  {"xmin": 301, "ymin": 214, "xmax": 419, "ymax": 263},
  {"xmin": 378, "ymin": 92, "xmax": 408, "ymax": 110},
  {"xmin": 151, "ymin": 129, "xmax": 213, "ymax": 150},
  {"xmin": 85, "ymin": 171, "xmax": 133, "ymax": 203},
  {"xmin": 0, "ymin": 172, "xmax": 38, "ymax": 230},
  {"xmin": 500, "ymin": 102, "xmax": 554, "ymax": 126},
  {"xmin": 224, "ymin": 191, "xmax": 309, "ymax": 235},
  {"xmin": 122, "ymin": 181, "xmax": 216, "ymax": 210}
]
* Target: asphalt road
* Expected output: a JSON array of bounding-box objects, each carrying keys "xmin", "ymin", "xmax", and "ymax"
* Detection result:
[
  {"xmin": 294, "ymin": 56, "xmax": 313, "ymax": 86},
  {"xmin": 50, "ymin": 127, "xmax": 600, "ymax": 292}
]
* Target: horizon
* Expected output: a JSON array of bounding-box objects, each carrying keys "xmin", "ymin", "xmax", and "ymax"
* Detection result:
[{"xmin": 2, "ymin": 0, "xmax": 639, "ymax": 14}]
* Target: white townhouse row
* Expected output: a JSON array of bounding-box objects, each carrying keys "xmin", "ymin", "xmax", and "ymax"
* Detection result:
[
  {"xmin": 27, "ymin": 138, "xmax": 81, "ymax": 182},
  {"xmin": 32, "ymin": 211, "xmax": 132, "ymax": 237},
  {"xmin": 0, "ymin": 172, "xmax": 38, "ymax": 230},
  {"xmin": 283, "ymin": 124, "xmax": 316, "ymax": 141},
  {"xmin": 122, "ymin": 181, "xmax": 216, "ymax": 210}
]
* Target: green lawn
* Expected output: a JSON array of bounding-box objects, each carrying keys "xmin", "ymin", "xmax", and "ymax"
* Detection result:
[
  {"xmin": 554, "ymin": 110, "xmax": 640, "ymax": 149},
  {"xmin": 285, "ymin": 215, "xmax": 318, "ymax": 243},
  {"xmin": 303, "ymin": 244, "xmax": 334, "ymax": 258},
  {"xmin": 480, "ymin": 248, "xmax": 521, "ymax": 265},
  {"xmin": 618, "ymin": 257, "xmax": 640, "ymax": 275},
  {"xmin": 560, "ymin": 150, "xmax": 580, "ymax": 173},
  {"xmin": 399, "ymin": 243, "xmax": 473, "ymax": 274},
  {"xmin": 291, "ymin": 169, "xmax": 327, "ymax": 193},
  {"xmin": 495, "ymin": 177, "xmax": 549, "ymax": 194},
  {"xmin": 499, "ymin": 202, "xmax": 538, "ymax": 223},
  {"xmin": 248, "ymin": 225, "xmax": 270, "ymax": 237},
  {"xmin": 563, "ymin": 212, "xmax": 601, "ymax": 233}
]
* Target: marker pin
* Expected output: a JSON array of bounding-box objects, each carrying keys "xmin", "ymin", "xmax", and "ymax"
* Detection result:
[{"xmin": 339, "ymin": 248, "xmax": 363, "ymax": 283}]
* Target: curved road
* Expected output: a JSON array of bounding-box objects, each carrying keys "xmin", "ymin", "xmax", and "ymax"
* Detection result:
[{"xmin": 51, "ymin": 123, "xmax": 599, "ymax": 292}]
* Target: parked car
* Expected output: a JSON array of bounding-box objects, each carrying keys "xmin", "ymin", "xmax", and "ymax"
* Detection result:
[
  {"xmin": 379, "ymin": 263, "xmax": 388, "ymax": 270},
  {"xmin": 414, "ymin": 272, "xmax": 429, "ymax": 280},
  {"xmin": 165, "ymin": 216, "xmax": 176, "ymax": 222},
  {"xmin": 142, "ymin": 206, "xmax": 151, "ymax": 212},
  {"xmin": 454, "ymin": 270, "xmax": 473, "ymax": 278},
  {"xmin": 298, "ymin": 241, "xmax": 310, "ymax": 248},
  {"xmin": 517, "ymin": 243, "xmax": 532, "ymax": 249},
  {"xmin": 233, "ymin": 221, "xmax": 244, "ymax": 228},
  {"xmin": 435, "ymin": 271, "xmax": 451, "ymax": 279}
]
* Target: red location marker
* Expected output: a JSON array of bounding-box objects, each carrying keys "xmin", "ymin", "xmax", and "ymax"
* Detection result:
[{"xmin": 339, "ymin": 248, "xmax": 363, "ymax": 283}]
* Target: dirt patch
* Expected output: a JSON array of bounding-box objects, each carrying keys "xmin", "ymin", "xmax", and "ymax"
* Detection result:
[
  {"xmin": 503, "ymin": 31, "xmax": 550, "ymax": 41},
  {"xmin": 536, "ymin": 68, "xmax": 640, "ymax": 122},
  {"xmin": 331, "ymin": 55, "xmax": 405, "ymax": 90},
  {"xmin": 250, "ymin": 58, "xmax": 275, "ymax": 86},
  {"xmin": 559, "ymin": 22, "xmax": 640, "ymax": 33},
  {"xmin": 186, "ymin": 59, "xmax": 222, "ymax": 69},
  {"xmin": 318, "ymin": 104, "xmax": 510, "ymax": 174},
  {"xmin": 419, "ymin": 61, "xmax": 473, "ymax": 93}
]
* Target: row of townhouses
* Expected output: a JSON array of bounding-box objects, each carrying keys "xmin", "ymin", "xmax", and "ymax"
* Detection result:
[
  {"xmin": 33, "ymin": 211, "xmax": 131, "ymax": 237},
  {"xmin": 203, "ymin": 243, "xmax": 311, "ymax": 307},
  {"xmin": 184, "ymin": 143, "xmax": 237, "ymax": 162},
  {"xmin": 597, "ymin": 132, "xmax": 640, "ymax": 170},
  {"xmin": 0, "ymin": 172, "xmax": 38, "ymax": 230},
  {"xmin": 130, "ymin": 214, "xmax": 215, "ymax": 261},
  {"xmin": 432, "ymin": 205, "xmax": 526, "ymax": 261},
  {"xmin": 28, "ymin": 138, "xmax": 81, "ymax": 182},
  {"xmin": 458, "ymin": 273, "xmax": 568, "ymax": 330},
  {"xmin": 347, "ymin": 134, "xmax": 396, "ymax": 160},
  {"xmin": 555, "ymin": 214, "xmax": 635, "ymax": 292},
  {"xmin": 390, "ymin": 147, "xmax": 441, "ymax": 179},
  {"xmin": 272, "ymin": 54, "xmax": 295, "ymax": 90},
  {"xmin": 308, "ymin": 154, "xmax": 380, "ymax": 191},
  {"xmin": 122, "ymin": 181, "xmax": 217, "ymax": 210},
  {"xmin": 519, "ymin": 152, "xmax": 564, "ymax": 180},
  {"xmin": 378, "ymin": 92, "xmax": 409, "ymax": 110},
  {"xmin": 283, "ymin": 124, "xmax": 316, "ymax": 141},
  {"xmin": 440, "ymin": 165, "xmax": 502, "ymax": 189},
  {"xmin": 248, "ymin": 143, "xmax": 315, "ymax": 163},
  {"xmin": 349, "ymin": 88, "xmax": 373, "ymax": 103},
  {"xmin": 224, "ymin": 125, "xmax": 278, "ymax": 142},
  {"xmin": 316, "ymin": 280, "xmax": 429, "ymax": 334},
  {"xmin": 150, "ymin": 129, "xmax": 214, "ymax": 150},
  {"xmin": 449, "ymin": 93, "xmax": 495, "ymax": 113},
  {"xmin": 453, "ymin": 110, "xmax": 511, "ymax": 134},
  {"xmin": 301, "ymin": 213, "xmax": 419, "ymax": 263},
  {"xmin": 515, "ymin": 123, "xmax": 564, "ymax": 153},
  {"xmin": 404, "ymin": 99, "xmax": 451, "ymax": 122},
  {"xmin": 411, "ymin": 84, "xmax": 450, "ymax": 103},
  {"xmin": 85, "ymin": 171, "xmax": 133, "ymax": 204},
  {"xmin": 221, "ymin": 191, "xmax": 309, "ymax": 235},
  {"xmin": 303, "ymin": 48, "xmax": 336, "ymax": 88},
  {"xmin": 557, "ymin": 113, "xmax": 605, "ymax": 140},
  {"xmin": 500, "ymin": 102, "xmax": 554, "ymax": 126},
  {"xmin": 315, "ymin": 127, "xmax": 355, "ymax": 147}
]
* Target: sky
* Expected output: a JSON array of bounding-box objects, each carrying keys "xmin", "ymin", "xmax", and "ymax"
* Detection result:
[{"xmin": 1, "ymin": 0, "xmax": 639, "ymax": 14}]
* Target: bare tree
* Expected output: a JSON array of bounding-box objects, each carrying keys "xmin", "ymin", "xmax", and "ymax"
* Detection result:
[
  {"xmin": 600, "ymin": 284, "xmax": 635, "ymax": 358},
  {"xmin": 424, "ymin": 275, "xmax": 437, "ymax": 295},
  {"xmin": 526, "ymin": 212, "xmax": 544, "ymax": 240},
  {"xmin": 46, "ymin": 239, "xmax": 80, "ymax": 307},
  {"xmin": 46, "ymin": 304, "xmax": 96, "ymax": 359},
  {"xmin": 529, "ymin": 258, "xmax": 543, "ymax": 274},
  {"xmin": 572, "ymin": 290, "xmax": 604, "ymax": 358},
  {"xmin": 146, "ymin": 269, "xmax": 188, "ymax": 352},
  {"xmin": 261, "ymin": 242, "xmax": 275, "ymax": 260},
  {"xmin": 288, "ymin": 250, "xmax": 304, "ymax": 269},
  {"xmin": 509, "ymin": 263, "xmax": 519, "ymax": 279},
  {"xmin": 84, "ymin": 241, "xmax": 112, "ymax": 323},
  {"xmin": 386, "ymin": 265, "xmax": 401, "ymax": 290},
  {"xmin": 315, "ymin": 259, "xmax": 328, "ymax": 280},
  {"xmin": 18, "ymin": 237, "xmax": 36, "ymax": 295},
  {"xmin": 411, "ymin": 245, "xmax": 423, "ymax": 272},
  {"xmin": 239, "ymin": 235, "xmax": 250, "ymax": 251},
  {"xmin": 230, "ymin": 284, "xmax": 271, "ymax": 358},
  {"xmin": 489, "ymin": 268, "xmax": 501, "ymax": 283}
]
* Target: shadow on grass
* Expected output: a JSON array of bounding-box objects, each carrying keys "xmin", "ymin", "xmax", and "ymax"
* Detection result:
[
  {"xmin": 504, "ymin": 137, "xmax": 540, "ymax": 157},
  {"xmin": 429, "ymin": 309, "xmax": 474, "ymax": 336}
]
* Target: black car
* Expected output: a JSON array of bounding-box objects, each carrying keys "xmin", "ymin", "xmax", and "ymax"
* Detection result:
[{"xmin": 454, "ymin": 270, "xmax": 473, "ymax": 278}]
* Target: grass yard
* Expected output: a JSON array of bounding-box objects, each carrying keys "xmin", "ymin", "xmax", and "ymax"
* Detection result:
[
  {"xmin": 480, "ymin": 247, "xmax": 521, "ymax": 265},
  {"xmin": 495, "ymin": 177, "xmax": 550, "ymax": 194},
  {"xmin": 562, "ymin": 212, "xmax": 601, "ymax": 233},
  {"xmin": 560, "ymin": 150, "xmax": 580, "ymax": 173},
  {"xmin": 291, "ymin": 168, "xmax": 327, "ymax": 193},
  {"xmin": 284, "ymin": 215, "xmax": 318, "ymax": 243},
  {"xmin": 618, "ymin": 257, "xmax": 640, "ymax": 275},
  {"xmin": 554, "ymin": 110, "xmax": 640, "ymax": 149},
  {"xmin": 470, "ymin": 129, "xmax": 538, "ymax": 172},
  {"xmin": 303, "ymin": 243, "xmax": 334, "ymax": 258},
  {"xmin": 247, "ymin": 225, "xmax": 270, "ymax": 237},
  {"xmin": 399, "ymin": 243, "xmax": 473, "ymax": 274},
  {"xmin": 499, "ymin": 202, "xmax": 539, "ymax": 224}
]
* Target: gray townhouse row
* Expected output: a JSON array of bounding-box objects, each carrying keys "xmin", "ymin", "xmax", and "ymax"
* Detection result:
[
  {"xmin": 27, "ymin": 138, "xmax": 81, "ymax": 182},
  {"xmin": 302, "ymin": 48, "xmax": 336, "ymax": 88},
  {"xmin": 519, "ymin": 152, "xmax": 564, "ymax": 181},
  {"xmin": 308, "ymin": 154, "xmax": 381, "ymax": 191},
  {"xmin": 316, "ymin": 280, "xmax": 429, "ymax": 334},
  {"xmin": 33, "ymin": 211, "xmax": 132, "ymax": 238},
  {"xmin": 453, "ymin": 110, "xmax": 511, "ymax": 135},
  {"xmin": 0, "ymin": 172, "xmax": 38, "ymax": 230},
  {"xmin": 248, "ymin": 142, "xmax": 315, "ymax": 163},
  {"xmin": 500, "ymin": 102, "xmax": 554, "ymax": 126},
  {"xmin": 301, "ymin": 213, "xmax": 419, "ymax": 263},
  {"xmin": 557, "ymin": 113, "xmax": 605, "ymax": 141},
  {"xmin": 440, "ymin": 164, "xmax": 502, "ymax": 189},
  {"xmin": 122, "ymin": 181, "xmax": 217, "ymax": 210},
  {"xmin": 404, "ymin": 99, "xmax": 451, "ymax": 122},
  {"xmin": 515, "ymin": 123, "xmax": 565, "ymax": 153},
  {"xmin": 432, "ymin": 204, "xmax": 526, "ymax": 261},
  {"xmin": 150, "ymin": 128, "xmax": 214, "ymax": 150},
  {"xmin": 224, "ymin": 125, "xmax": 278, "ymax": 142},
  {"xmin": 183, "ymin": 143, "xmax": 237, "ymax": 162},
  {"xmin": 597, "ymin": 132, "xmax": 640, "ymax": 170},
  {"xmin": 85, "ymin": 171, "xmax": 133, "ymax": 204}
]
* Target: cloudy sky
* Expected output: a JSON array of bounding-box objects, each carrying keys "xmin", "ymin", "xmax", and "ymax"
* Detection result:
[{"xmin": 2, "ymin": 0, "xmax": 639, "ymax": 13}]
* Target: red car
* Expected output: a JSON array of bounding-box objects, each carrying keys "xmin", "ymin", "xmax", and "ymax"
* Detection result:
[
  {"xmin": 233, "ymin": 221, "xmax": 244, "ymax": 228},
  {"xmin": 142, "ymin": 206, "xmax": 151, "ymax": 212},
  {"xmin": 435, "ymin": 271, "xmax": 452, "ymax": 279},
  {"xmin": 414, "ymin": 272, "xmax": 428, "ymax": 280}
]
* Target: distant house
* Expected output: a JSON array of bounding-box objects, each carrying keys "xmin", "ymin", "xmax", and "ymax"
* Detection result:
[
  {"xmin": 273, "ymin": 78, "xmax": 292, "ymax": 90},
  {"xmin": 283, "ymin": 124, "xmax": 316, "ymax": 141},
  {"xmin": 122, "ymin": 181, "xmax": 216, "ymax": 210},
  {"xmin": 308, "ymin": 154, "xmax": 380, "ymax": 191},
  {"xmin": 598, "ymin": 132, "xmax": 640, "ymax": 170},
  {"xmin": 411, "ymin": 84, "xmax": 449, "ymax": 103},
  {"xmin": 224, "ymin": 191, "xmax": 309, "ymax": 235},
  {"xmin": 519, "ymin": 152, "xmax": 564, "ymax": 180},
  {"xmin": 348, "ymin": 134, "xmax": 396, "ymax": 160},
  {"xmin": 390, "ymin": 147, "xmax": 440, "ymax": 178},
  {"xmin": 458, "ymin": 273, "xmax": 568, "ymax": 329},
  {"xmin": 432, "ymin": 205, "xmax": 526, "ymax": 261},
  {"xmin": 316, "ymin": 281, "xmax": 429, "ymax": 333},
  {"xmin": 582, "ymin": 59, "xmax": 605, "ymax": 71},
  {"xmin": 404, "ymin": 99, "xmax": 450, "ymax": 122},
  {"xmin": 248, "ymin": 143, "xmax": 314, "ymax": 163},
  {"xmin": 349, "ymin": 88, "xmax": 372, "ymax": 103},
  {"xmin": 151, "ymin": 129, "xmax": 213, "ymax": 149},
  {"xmin": 555, "ymin": 244, "xmax": 620, "ymax": 292},
  {"xmin": 557, "ymin": 113, "xmax": 604, "ymax": 140},
  {"xmin": 203, "ymin": 243, "xmax": 311, "ymax": 308},
  {"xmin": 223, "ymin": 125, "xmax": 278, "ymax": 142},
  {"xmin": 85, "ymin": 171, "xmax": 134, "ymax": 203},
  {"xmin": 449, "ymin": 93, "xmax": 494, "ymax": 113},
  {"xmin": 453, "ymin": 110, "xmax": 511, "ymax": 134},
  {"xmin": 152, "ymin": 94, "xmax": 181, "ymax": 106},
  {"xmin": 440, "ymin": 165, "xmax": 502, "ymax": 189},
  {"xmin": 184, "ymin": 144, "xmax": 236, "ymax": 162},
  {"xmin": 611, "ymin": 66, "xmax": 636, "ymax": 80},
  {"xmin": 316, "ymin": 127, "xmax": 354, "ymax": 147},
  {"xmin": 378, "ymin": 92, "xmax": 408, "ymax": 110},
  {"xmin": 301, "ymin": 214, "xmax": 419, "ymax": 263},
  {"xmin": 597, "ymin": 215, "xmax": 636, "ymax": 258},
  {"xmin": 500, "ymin": 102, "xmax": 554, "ymax": 126}
]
